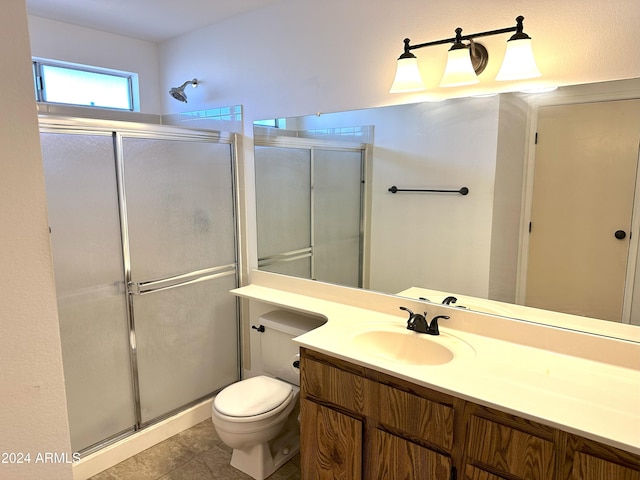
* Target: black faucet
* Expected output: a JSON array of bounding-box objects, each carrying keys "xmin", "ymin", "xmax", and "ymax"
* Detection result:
[
  {"xmin": 442, "ymin": 296, "xmax": 457, "ymax": 305},
  {"xmin": 400, "ymin": 307, "xmax": 450, "ymax": 336}
]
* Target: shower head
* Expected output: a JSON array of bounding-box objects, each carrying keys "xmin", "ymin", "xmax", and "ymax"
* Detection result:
[{"xmin": 169, "ymin": 78, "xmax": 198, "ymax": 103}]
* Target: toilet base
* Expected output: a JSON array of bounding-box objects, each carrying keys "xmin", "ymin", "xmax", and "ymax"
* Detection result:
[{"xmin": 230, "ymin": 425, "xmax": 299, "ymax": 480}]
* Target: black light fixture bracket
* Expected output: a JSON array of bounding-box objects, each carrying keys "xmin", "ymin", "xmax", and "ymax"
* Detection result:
[{"xmin": 398, "ymin": 16, "xmax": 528, "ymax": 75}]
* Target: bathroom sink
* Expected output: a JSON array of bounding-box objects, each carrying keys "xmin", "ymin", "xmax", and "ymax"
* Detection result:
[{"xmin": 350, "ymin": 328, "xmax": 472, "ymax": 366}]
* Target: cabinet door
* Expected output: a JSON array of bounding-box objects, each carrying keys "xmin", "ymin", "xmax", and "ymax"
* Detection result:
[
  {"xmin": 300, "ymin": 399, "xmax": 362, "ymax": 480},
  {"xmin": 368, "ymin": 429, "xmax": 451, "ymax": 479},
  {"xmin": 571, "ymin": 452, "xmax": 640, "ymax": 480}
]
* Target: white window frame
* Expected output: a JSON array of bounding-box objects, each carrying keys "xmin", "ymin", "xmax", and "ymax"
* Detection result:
[{"xmin": 33, "ymin": 58, "xmax": 139, "ymax": 112}]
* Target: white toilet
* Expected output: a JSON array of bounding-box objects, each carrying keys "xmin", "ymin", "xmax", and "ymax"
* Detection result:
[{"xmin": 212, "ymin": 310, "xmax": 324, "ymax": 480}]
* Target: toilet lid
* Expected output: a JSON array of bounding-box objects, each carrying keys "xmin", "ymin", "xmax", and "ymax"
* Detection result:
[{"xmin": 214, "ymin": 376, "xmax": 293, "ymax": 417}]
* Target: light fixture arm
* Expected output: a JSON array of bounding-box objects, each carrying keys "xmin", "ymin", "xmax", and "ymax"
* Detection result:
[{"xmin": 401, "ymin": 16, "xmax": 527, "ymax": 54}]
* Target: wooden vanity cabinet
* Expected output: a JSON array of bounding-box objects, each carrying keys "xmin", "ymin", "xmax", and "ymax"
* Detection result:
[
  {"xmin": 300, "ymin": 348, "xmax": 456, "ymax": 479},
  {"xmin": 299, "ymin": 348, "xmax": 640, "ymax": 480}
]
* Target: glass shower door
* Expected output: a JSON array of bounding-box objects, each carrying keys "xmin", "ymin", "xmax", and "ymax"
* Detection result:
[
  {"xmin": 41, "ymin": 132, "xmax": 136, "ymax": 452},
  {"xmin": 313, "ymin": 148, "xmax": 364, "ymax": 287},
  {"xmin": 42, "ymin": 121, "xmax": 240, "ymax": 452},
  {"xmin": 121, "ymin": 136, "xmax": 239, "ymax": 423},
  {"xmin": 255, "ymin": 142, "xmax": 364, "ymax": 287},
  {"xmin": 255, "ymin": 146, "xmax": 312, "ymax": 277}
]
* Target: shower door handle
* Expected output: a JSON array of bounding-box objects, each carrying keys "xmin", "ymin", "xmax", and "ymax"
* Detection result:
[{"xmin": 127, "ymin": 264, "xmax": 236, "ymax": 296}]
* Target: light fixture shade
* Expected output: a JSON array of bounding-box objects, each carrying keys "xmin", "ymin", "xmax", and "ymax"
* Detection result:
[
  {"xmin": 389, "ymin": 56, "xmax": 427, "ymax": 93},
  {"xmin": 495, "ymin": 37, "xmax": 541, "ymax": 81},
  {"xmin": 439, "ymin": 46, "xmax": 479, "ymax": 87}
]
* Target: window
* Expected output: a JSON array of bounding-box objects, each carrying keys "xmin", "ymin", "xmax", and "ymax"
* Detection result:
[
  {"xmin": 254, "ymin": 118, "xmax": 287, "ymax": 128},
  {"xmin": 33, "ymin": 59, "xmax": 137, "ymax": 111}
]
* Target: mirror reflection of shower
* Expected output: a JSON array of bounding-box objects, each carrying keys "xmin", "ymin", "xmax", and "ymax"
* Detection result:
[{"xmin": 169, "ymin": 78, "xmax": 198, "ymax": 103}]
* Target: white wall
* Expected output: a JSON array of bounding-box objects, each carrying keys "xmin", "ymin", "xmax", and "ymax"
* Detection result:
[
  {"xmin": 0, "ymin": 2, "xmax": 73, "ymax": 480},
  {"xmin": 28, "ymin": 16, "xmax": 161, "ymax": 114},
  {"xmin": 365, "ymin": 98, "xmax": 500, "ymax": 297}
]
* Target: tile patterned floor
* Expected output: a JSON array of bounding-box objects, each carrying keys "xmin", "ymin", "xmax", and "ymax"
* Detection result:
[{"xmin": 89, "ymin": 420, "xmax": 300, "ymax": 480}]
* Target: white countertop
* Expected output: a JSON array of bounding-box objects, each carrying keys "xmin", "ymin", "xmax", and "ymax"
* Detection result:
[{"xmin": 232, "ymin": 271, "xmax": 640, "ymax": 455}]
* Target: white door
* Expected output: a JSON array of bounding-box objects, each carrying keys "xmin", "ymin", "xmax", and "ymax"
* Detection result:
[{"xmin": 526, "ymin": 99, "xmax": 640, "ymax": 322}]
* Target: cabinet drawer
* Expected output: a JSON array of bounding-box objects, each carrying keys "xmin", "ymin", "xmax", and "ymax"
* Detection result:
[
  {"xmin": 301, "ymin": 356, "xmax": 365, "ymax": 414},
  {"xmin": 466, "ymin": 415, "xmax": 555, "ymax": 480},
  {"xmin": 371, "ymin": 382, "xmax": 454, "ymax": 451},
  {"xmin": 571, "ymin": 452, "xmax": 640, "ymax": 480}
]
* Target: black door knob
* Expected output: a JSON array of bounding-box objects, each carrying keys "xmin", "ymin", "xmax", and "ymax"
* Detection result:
[{"xmin": 615, "ymin": 230, "xmax": 627, "ymax": 240}]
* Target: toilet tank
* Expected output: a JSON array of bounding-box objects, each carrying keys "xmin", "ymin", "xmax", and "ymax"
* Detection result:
[{"xmin": 258, "ymin": 310, "xmax": 325, "ymax": 386}]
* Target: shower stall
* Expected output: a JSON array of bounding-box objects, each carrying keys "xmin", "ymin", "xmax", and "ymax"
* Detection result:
[
  {"xmin": 254, "ymin": 135, "xmax": 367, "ymax": 288},
  {"xmin": 39, "ymin": 117, "xmax": 240, "ymax": 454}
]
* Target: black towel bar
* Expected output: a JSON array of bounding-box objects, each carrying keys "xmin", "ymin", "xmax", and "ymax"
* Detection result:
[{"xmin": 388, "ymin": 185, "xmax": 469, "ymax": 195}]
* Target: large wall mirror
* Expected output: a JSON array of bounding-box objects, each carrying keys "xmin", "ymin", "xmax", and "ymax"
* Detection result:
[{"xmin": 254, "ymin": 78, "xmax": 640, "ymax": 337}]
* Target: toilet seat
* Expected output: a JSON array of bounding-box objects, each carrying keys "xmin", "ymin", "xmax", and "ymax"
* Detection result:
[{"xmin": 214, "ymin": 376, "xmax": 293, "ymax": 418}]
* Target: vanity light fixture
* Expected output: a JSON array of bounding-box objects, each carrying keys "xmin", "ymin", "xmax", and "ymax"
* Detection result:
[{"xmin": 390, "ymin": 15, "xmax": 541, "ymax": 93}]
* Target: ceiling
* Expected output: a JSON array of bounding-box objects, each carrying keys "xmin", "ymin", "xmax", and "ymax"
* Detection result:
[{"xmin": 25, "ymin": 0, "xmax": 282, "ymax": 43}]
